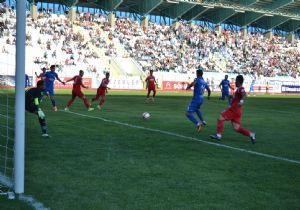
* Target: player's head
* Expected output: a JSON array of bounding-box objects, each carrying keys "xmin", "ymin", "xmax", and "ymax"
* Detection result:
[
  {"xmin": 225, "ymin": 75, "xmax": 228, "ymax": 80},
  {"xmin": 50, "ymin": 65, "xmax": 56, "ymax": 71},
  {"xmin": 196, "ymin": 68, "xmax": 203, "ymax": 77},
  {"xmin": 105, "ymin": 72, "xmax": 110, "ymax": 78},
  {"xmin": 37, "ymin": 80, "xmax": 45, "ymax": 90},
  {"xmin": 79, "ymin": 70, "xmax": 84, "ymax": 77},
  {"xmin": 150, "ymin": 70, "xmax": 153, "ymax": 75},
  {"xmin": 235, "ymin": 75, "xmax": 244, "ymax": 87},
  {"xmin": 41, "ymin": 67, "xmax": 46, "ymax": 73}
]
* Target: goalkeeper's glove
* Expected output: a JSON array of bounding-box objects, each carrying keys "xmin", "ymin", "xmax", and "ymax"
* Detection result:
[{"xmin": 38, "ymin": 108, "xmax": 45, "ymax": 119}]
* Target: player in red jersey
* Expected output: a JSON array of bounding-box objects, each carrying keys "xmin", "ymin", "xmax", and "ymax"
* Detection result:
[
  {"xmin": 145, "ymin": 70, "xmax": 157, "ymax": 102},
  {"xmin": 64, "ymin": 70, "xmax": 94, "ymax": 111},
  {"xmin": 210, "ymin": 75, "xmax": 256, "ymax": 144},
  {"xmin": 91, "ymin": 72, "xmax": 110, "ymax": 110}
]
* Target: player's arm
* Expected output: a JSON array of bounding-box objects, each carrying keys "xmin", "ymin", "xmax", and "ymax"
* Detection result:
[
  {"xmin": 186, "ymin": 79, "xmax": 196, "ymax": 90},
  {"xmin": 35, "ymin": 72, "xmax": 40, "ymax": 78},
  {"xmin": 81, "ymin": 83, "xmax": 89, "ymax": 89},
  {"xmin": 145, "ymin": 78, "xmax": 149, "ymax": 89},
  {"xmin": 64, "ymin": 76, "xmax": 75, "ymax": 83},
  {"xmin": 55, "ymin": 74, "xmax": 66, "ymax": 85},
  {"xmin": 219, "ymin": 81, "xmax": 222, "ymax": 90},
  {"xmin": 238, "ymin": 89, "xmax": 247, "ymax": 106}
]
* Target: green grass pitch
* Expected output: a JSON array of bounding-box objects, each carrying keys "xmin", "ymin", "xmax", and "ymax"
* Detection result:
[{"xmin": 1, "ymin": 90, "xmax": 300, "ymax": 209}]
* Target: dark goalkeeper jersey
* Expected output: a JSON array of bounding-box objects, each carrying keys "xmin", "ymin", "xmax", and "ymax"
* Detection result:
[{"xmin": 25, "ymin": 87, "xmax": 43, "ymax": 110}]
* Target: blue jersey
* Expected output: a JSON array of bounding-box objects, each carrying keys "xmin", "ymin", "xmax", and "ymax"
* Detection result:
[
  {"xmin": 44, "ymin": 71, "xmax": 59, "ymax": 89},
  {"xmin": 220, "ymin": 79, "xmax": 230, "ymax": 93},
  {"xmin": 192, "ymin": 76, "xmax": 209, "ymax": 101}
]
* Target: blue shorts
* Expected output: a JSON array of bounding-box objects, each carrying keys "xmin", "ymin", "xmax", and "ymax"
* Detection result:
[
  {"xmin": 187, "ymin": 99, "xmax": 203, "ymax": 112},
  {"xmin": 43, "ymin": 87, "xmax": 54, "ymax": 96},
  {"xmin": 221, "ymin": 91, "xmax": 229, "ymax": 98}
]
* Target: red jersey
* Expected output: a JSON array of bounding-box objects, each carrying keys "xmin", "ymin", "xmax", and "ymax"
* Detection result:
[
  {"xmin": 72, "ymin": 75, "xmax": 83, "ymax": 91},
  {"xmin": 146, "ymin": 75, "xmax": 156, "ymax": 89},
  {"xmin": 99, "ymin": 78, "xmax": 109, "ymax": 90},
  {"xmin": 231, "ymin": 86, "xmax": 245, "ymax": 111}
]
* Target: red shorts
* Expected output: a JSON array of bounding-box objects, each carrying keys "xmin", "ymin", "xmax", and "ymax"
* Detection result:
[
  {"xmin": 221, "ymin": 107, "xmax": 242, "ymax": 124},
  {"xmin": 97, "ymin": 88, "xmax": 106, "ymax": 97},
  {"xmin": 72, "ymin": 90, "xmax": 84, "ymax": 98}
]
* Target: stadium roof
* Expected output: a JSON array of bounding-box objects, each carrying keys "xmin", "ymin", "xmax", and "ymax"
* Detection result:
[{"xmin": 28, "ymin": 0, "xmax": 300, "ymax": 33}]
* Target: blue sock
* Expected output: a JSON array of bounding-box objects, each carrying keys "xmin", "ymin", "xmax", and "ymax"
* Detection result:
[
  {"xmin": 51, "ymin": 98, "xmax": 56, "ymax": 107},
  {"xmin": 186, "ymin": 112, "xmax": 198, "ymax": 125},
  {"xmin": 195, "ymin": 110, "xmax": 204, "ymax": 122}
]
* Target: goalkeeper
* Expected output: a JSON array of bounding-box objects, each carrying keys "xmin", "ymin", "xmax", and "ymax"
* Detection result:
[{"xmin": 25, "ymin": 80, "xmax": 49, "ymax": 137}]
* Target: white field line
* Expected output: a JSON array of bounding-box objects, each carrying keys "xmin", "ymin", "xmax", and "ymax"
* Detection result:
[
  {"xmin": 62, "ymin": 110, "xmax": 300, "ymax": 165},
  {"xmin": 0, "ymin": 173, "xmax": 49, "ymax": 210}
]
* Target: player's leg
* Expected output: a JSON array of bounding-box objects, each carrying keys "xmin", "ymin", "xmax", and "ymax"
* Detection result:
[
  {"xmin": 151, "ymin": 89, "xmax": 156, "ymax": 102},
  {"xmin": 186, "ymin": 101, "xmax": 202, "ymax": 132},
  {"xmin": 78, "ymin": 91, "xmax": 94, "ymax": 111},
  {"xmin": 91, "ymin": 89, "xmax": 100, "ymax": 102},
  {"xmin": 195, "ymin": 100, "xmax": 206, "ymax": 125},
  {"xmin": 65, "ymin": 92, "xmax": 77, "ymax": 110},
  {"xmin": 98, "ymin": 95, "xmax": 106, "ymax": 109},
  {"xmin": 210, "ymin": 109, "xmax": 231, "ymax": 140},
  {"xmin": 48, "ymin": 89, "xmax": 57, "ymax": 111},
  {"xmin": 26, "ymin": 105, "xmax": 48, "ymax": 137},
  {"xmin": 232, "ymin": 121, "xmax": 256, "ymax": 144}
]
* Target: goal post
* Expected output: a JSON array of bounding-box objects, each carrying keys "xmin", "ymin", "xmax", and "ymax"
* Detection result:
[{"xmin": 14, "ymin": 0, "xmax": 26, "ymax": 194}]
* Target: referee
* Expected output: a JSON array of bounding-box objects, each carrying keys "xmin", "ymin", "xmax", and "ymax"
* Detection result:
[{"xmin": 25, "ymin": 80, "xmax": 49, "ymax": 137}]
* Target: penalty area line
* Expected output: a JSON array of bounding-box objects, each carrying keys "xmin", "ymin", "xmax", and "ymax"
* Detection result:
[{"xmin": 61, "ymin": 110, "xmax": 300, "ymax": 165}]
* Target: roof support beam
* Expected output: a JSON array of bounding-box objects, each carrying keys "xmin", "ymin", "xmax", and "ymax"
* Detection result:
[
  {"xmin": 181, "ymin": 5, "xmax": 209, "ymax": 21},
  {"xmin": 96, "ymin": 0, "xmax": 123, "ymax": 11},
  {"xmin": 263, "ymin": 0, "xmax": 294, "ymax": 11},
  {"xmin": 280, "ymin": 19, "xmax": 300, "ymax": 32},
  {"xmin": 230, "ymin": 12, "xmax": 264, "ymax": 27},
  {"xmin": 138, "ymin": 0, "xmax": 163, "ymax": 15},
  {"xmin": 163, "ymin": 2, "xmax": 196, "ymax": 19},
  {"xmin": 263, "ymin": 16, "xmax": 290, "ymax": 30},
  {"xmin": 205, "ymin": 8, "xmax": 236, "ymax": 25},
  {"xmin": 237, "ymin": 0, "xmax": 259, "ymax": 6}
]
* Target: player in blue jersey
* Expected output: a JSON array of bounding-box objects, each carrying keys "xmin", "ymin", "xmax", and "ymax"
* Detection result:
[
  {"xmin": 186, "ymin": 68, "xmax": 211, "ymax": 132},
  {"xmin": 219, "ymin": 75, "xmax": 234, "ymax": 102},
  {"xmin": 249, "ymin": 79, "xmax": 255, "ymax": 96},
  {"xmin": 44, "ymin": 65, "xmax": 65, "ymax": 111}
]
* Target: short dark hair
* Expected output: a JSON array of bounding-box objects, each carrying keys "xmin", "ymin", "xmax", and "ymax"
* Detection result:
[
  {"xmin": 50, "ymin": 65, "xmax": 56, "ymax": 69},
  {"xmin": 79, "ymin": 70, "xmax": 84, "ymax": 74},
  {"xmin": 37, "ymin": 80, "xmax": 44, "ymax": 88},
  {"xmin": 236, "ymin": 75, "xmax": 244, "ymax": 84},
  {"xmin": 106, "ymin": 72, "xmax": 110, "ymax": 76},
  {"xmin": 196, "ymin": 68, "xmax": 203, "ymax": 76}
]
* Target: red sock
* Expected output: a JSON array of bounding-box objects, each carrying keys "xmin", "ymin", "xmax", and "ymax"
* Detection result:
[
  {"xmin": 66, "ymin": 99, "xmax": 74, "ymax": 107},
  {"xmin": 237, "ymin": 127, "xmax": 251, "ymax": 136},
  {"xmin": 217, "ymin": 119, "xmax": 224, "ymax": 134},
  {"xmin": 83, "ymin": 98, "xmax": 90, "ymax": 108}
]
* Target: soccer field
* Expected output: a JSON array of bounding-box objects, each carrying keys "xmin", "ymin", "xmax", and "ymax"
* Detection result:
[{"xmin": 1, "ymin": 90, "xmax": 300, "ymax": 209}]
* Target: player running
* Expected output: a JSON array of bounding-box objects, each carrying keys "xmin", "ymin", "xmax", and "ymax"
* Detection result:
[
  {"xmin": 91, "ymin": 72, "xmax": 110, "ymax": 110},
  {"xmin": 25, "ymin": 80, "xmax": 49, "ymax": 137},
  {"xmin": 44, "ymin": 65, "xmax": 65, "ymax": 111},
  {"xmin": 186, "ymin": 68, "xmax": 211, "ymax": 132},
  {"xmin": 145, "ymin": 70, "xmax": 157, "ymax": 102},
  {"xmin": 64, "ymin": 70, "xmax": 94, "ymax": 111},
  {"xmin": 219, "ymin": 75, "xmax": 234, "ymax": 102},
  {"xmin": 210, "ymin": 75, "xmax": 256, "ymax": 144}
]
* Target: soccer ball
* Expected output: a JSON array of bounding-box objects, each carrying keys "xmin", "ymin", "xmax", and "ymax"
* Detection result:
[{"xmin": 142, "ymin": 112, "xmax": 150, "ymax": 119}]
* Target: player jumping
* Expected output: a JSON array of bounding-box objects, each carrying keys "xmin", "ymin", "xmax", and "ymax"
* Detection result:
[
  {"xmin": 186, "ymin": 68, "xmax": 211, "ymax": 132},
  {"xmin": 43, "ymin": 65, "xmax": 65, "ymax": 111},
  {"xmin": 210, "ymin": 75, "xmax": 256, "ymax": 144},
  {"xmin": 25, "ymin": 80, "xmax": 49, "ymax": 137},
  {"xmin": 91, "ymin": 72, "xmax": 110, "ymax": 110},
  {"xmin": 145, "ymin": 70, "xmax": 157, "ymax": 102},
  {"xmin": 64, "ymin": 70, "xmax": 94, "ymax": 111}
]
